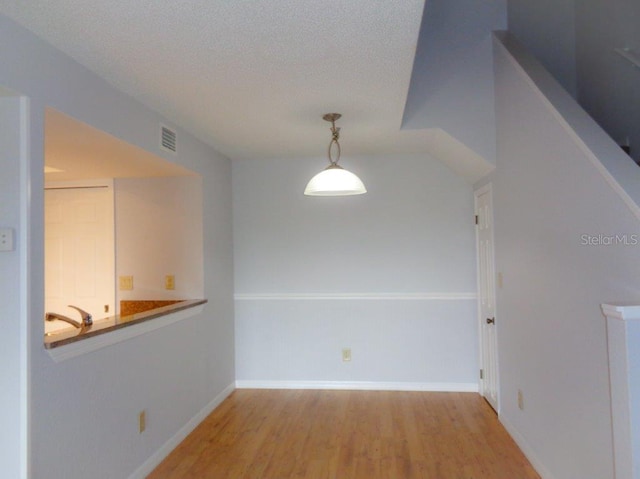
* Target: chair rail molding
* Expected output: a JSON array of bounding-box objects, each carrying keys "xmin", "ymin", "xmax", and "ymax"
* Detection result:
[{"xmin": 234, "ymin": 292, "xmax": 477, "ymax": 301}]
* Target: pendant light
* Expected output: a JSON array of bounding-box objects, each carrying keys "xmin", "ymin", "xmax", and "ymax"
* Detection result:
[{"xmin": 304, "ymin": 113, "xmax": 367, "ymax": 196}]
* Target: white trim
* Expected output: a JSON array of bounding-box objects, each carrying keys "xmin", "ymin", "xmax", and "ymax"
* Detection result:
[
  {"xmin": 602, "ymin": 303, "xmax": 637, "ymax": 478},
  {"xmin": 234, "ymin": 292, "xmax": 477, "ymax": 301},
  {"xmin": 474, "ymin": 182, "xmax": 492, "ymax": 197},
  {"xmin": 474, "ymin": 182, "xmax": 500, "ymax": 413},
  {"xmin": 500, "ymin": 414, "xmax": 555, "ymax": 479},
  {"xmin": 128, "ymin": 382, "xmax": 235, "ymax": 479},
  {"xmin": 474, "ymin": 184, "xmax": 485, "ymax": 400},
  {"xmin": 46, "ymin": 305, "xmax": 204, "ymax": 362},
  {"xmin": 18, "ymin": 95, "xmax": 31, "ymax": 479},
  {"xmin": 235, "ymin": 380, "xmax": 478, "ymax": 393},
  {"xmin": 601, "ymin": 303, "xmax": 640, "ymax": 322}
]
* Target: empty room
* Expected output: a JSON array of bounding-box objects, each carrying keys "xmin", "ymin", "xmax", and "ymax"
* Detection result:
[{"xmin": 1, "ymin": 1, "xmax": 639, "ymax": 478}]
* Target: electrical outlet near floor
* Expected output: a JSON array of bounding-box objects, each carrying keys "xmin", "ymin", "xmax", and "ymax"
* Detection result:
[
  {"xmin": 517, "ymin": 389, "xmax": 524, "ymax": 411},
  {"xmin": 165, "ymin": 274, "xmax": 175, "ymax": 290},
  {"xmin": 139, "ymin": 410, "xmax": 146, "ymax": 433},
  {"xmin": 342, "ymin": 348, "xmax": 352, "ymax": 362}
]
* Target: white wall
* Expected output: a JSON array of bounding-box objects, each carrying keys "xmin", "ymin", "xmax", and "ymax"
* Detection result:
[
  {"xmin": 491, "ymin": 33, "xmax": 640, "ymax": 479},
  {"xmin": 402, "ymin": 0, "xmax": 506, "ymax": 164},
  {"xmin": 233, "ymin": 155, "xmax": 479, "ymax": 388},
  {"xmin": 0, "ymin": 14, "xmax": 234, "ymax": 479},
  {"xmin": 0, "ymin": 95, "xmax": 27, "ymax": 479},
  {"xmin": 115, "ymin": 176, "xmax": 204, "ymax": 307}
]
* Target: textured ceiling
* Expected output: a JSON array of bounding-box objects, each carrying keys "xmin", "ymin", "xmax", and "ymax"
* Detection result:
[{"xmin": 0, "ymin": 0, "xmax": 428, "ymax": 160}]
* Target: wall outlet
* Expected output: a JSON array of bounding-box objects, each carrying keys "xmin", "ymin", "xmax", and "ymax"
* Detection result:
[
  {"xmin": 517, "ymin": 389, "xmax": 524, "ymax": 411},
  {"xmin": 119, "ymin": 276, "xmax": 133, "ymax": 291},
  {"xmin": 139, "ymin": 410, "xmax": 146, "ymax": 433},
  {"xmin": 497, "ymin": 272, "xmax": 504, "ymax": 288},
  {"xmin": 165, "ymin": 274, "xmax": 175, "ymax": 290},
  {"xmin": 342, "ymin": 348, "xmax": 352, "ymax": 362},
  {"xmin": 0, "ymin": 227, "xmax": 15, "ymax": 252}
]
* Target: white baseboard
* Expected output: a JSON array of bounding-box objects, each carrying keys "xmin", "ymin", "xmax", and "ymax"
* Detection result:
[
  {"xmin": 499, "ymin": 414, "xmax": 555, "ymax": 479},
  {"xmin": 128, "ymin": 382, "xmax": 235, "ymax": 479},
  {"xmin": 235, "ymin": 380, "xmax": 478, "ymax": 392}
]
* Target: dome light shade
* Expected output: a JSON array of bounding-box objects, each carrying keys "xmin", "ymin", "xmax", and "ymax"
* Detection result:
[
  {"xmin": 304, "ymin": 164, "xmax": 367, "ymax": 196},
  {"xmin": 304, "ymin": 112, "xmax": 367, "ymax": 197}
]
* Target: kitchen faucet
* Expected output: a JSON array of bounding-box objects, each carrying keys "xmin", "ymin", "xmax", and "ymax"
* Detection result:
[{"xmin": 45, "ymin": 305, "xmax": 93, "ymax": 329}]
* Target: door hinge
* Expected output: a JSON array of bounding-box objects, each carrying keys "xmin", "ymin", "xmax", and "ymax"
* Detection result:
[
  {"xmin": 480, "ymin": 369, "xmax": 484, "ymax": 380},
  {"xmin": 475, "ymin": 214, "xmax": 479, "ymax": 225}
]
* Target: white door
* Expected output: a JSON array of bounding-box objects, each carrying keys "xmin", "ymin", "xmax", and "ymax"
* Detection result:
[
  {"xmin": 45, "ymin": 184, "xmax": 115, "ymax": 333},
  {"xmin": 476, "ymin": 184, "xmax": 499, "ymax": 411}
]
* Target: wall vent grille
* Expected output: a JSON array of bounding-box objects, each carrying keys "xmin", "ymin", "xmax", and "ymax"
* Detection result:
[{"xmin": 160, "ymin": 125, "xmax": 177, "ymax": 153}]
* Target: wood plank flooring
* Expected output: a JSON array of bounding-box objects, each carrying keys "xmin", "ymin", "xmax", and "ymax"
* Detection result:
[{"xmin": 148, "ymin": 389, "xmax": 540, "ymax": 479}]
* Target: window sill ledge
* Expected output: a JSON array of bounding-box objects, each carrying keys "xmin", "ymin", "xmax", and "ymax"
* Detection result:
[{"xmin": 45, "ymin": 299, "xmax": 207, "ymax": 362}]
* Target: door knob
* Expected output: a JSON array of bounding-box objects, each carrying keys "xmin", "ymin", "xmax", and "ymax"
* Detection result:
[{"xmin": 486, "ymin": 317, "xmax": 495, "ymax": 325}]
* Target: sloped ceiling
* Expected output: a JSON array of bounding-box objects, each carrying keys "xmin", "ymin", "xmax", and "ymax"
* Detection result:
[
  {"xmin": 403, "ymin": 0, "xmax": 507, "ymax": 165},
  {"xmin": 1, "ymin": 0, "xmax": 497, "ymax": 182}
]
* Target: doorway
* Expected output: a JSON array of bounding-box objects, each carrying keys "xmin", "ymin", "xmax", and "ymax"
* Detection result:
[{"xmin": 475, "ymin": 183, "xmax": 499, "ymax": 411}]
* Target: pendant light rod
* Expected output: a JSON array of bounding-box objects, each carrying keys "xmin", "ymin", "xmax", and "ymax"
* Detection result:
[
  {"xmin": 303, "ymin": 112, "xmax": 367, "ymax": 196},
  {"xmin": 323, "ymin": 113, "xmax": 342, "ymax": 166}
]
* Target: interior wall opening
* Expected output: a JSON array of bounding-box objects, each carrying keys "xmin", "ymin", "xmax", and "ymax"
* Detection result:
[{"xmin": 44, "ymin": 108, "xmax": 204, "ymax": 336}]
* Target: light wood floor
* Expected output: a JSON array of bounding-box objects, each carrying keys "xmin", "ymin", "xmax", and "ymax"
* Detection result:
[{"xmin": 148, "ymin": 389, "xmax": 540, "ymax": 479}]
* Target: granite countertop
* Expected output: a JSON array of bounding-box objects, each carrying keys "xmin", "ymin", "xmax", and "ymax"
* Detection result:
[{"xmin": 44, "ymin": 299, "xmax": 207, "ymax": 349}]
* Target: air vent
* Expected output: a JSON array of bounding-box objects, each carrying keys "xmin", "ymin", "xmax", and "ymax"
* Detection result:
[{"xmin": 160, "ymin": 125, "xmax": 177, "ymax": 153}]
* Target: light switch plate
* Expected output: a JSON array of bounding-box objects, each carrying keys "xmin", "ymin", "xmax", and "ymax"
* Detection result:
[{"xmin": 0, "ymin": 228, "xmax": 15, "ymax": 252}]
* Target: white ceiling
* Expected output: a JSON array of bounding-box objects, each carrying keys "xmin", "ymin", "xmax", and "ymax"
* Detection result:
[{"xmin": 0, "ymin": 0, "xmax": 430, "ymax": 161}]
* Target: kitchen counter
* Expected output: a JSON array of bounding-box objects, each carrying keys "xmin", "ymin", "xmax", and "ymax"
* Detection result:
[{"xmin": 44, "ymin": 299, "xmax": 207, "ymax": 349}]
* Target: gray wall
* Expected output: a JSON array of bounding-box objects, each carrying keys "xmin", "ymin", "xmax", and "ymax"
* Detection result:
[
  {"xmin": 507, "ymin": 0, "xmax": 577, "ymax": 96},
  {"xmin": 0, "ymin": 14, "xmax": 234, "ymax": 479},
  {"xmin": 575, "ymin": 0, "xmax": 640, "ymax": 163},
  {"xmin": 491, "ymin": 32, "xmax": 640, "ymax": 479},
  {"xmin": 508, "ymin": 0, "xmax": 640, "ymax": 163},
  {"xmin": 403, "ymin": 0, "xmax": 506, "ymax": 164},
  {"xmin": 233, "ymin": 155, "xmax": 479, "ymax": 388}
]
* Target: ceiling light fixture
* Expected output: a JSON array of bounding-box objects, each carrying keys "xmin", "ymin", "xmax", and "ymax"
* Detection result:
[{"xmin": 304, "ymin": 113, "xmax": 367, "ymax": 196}]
